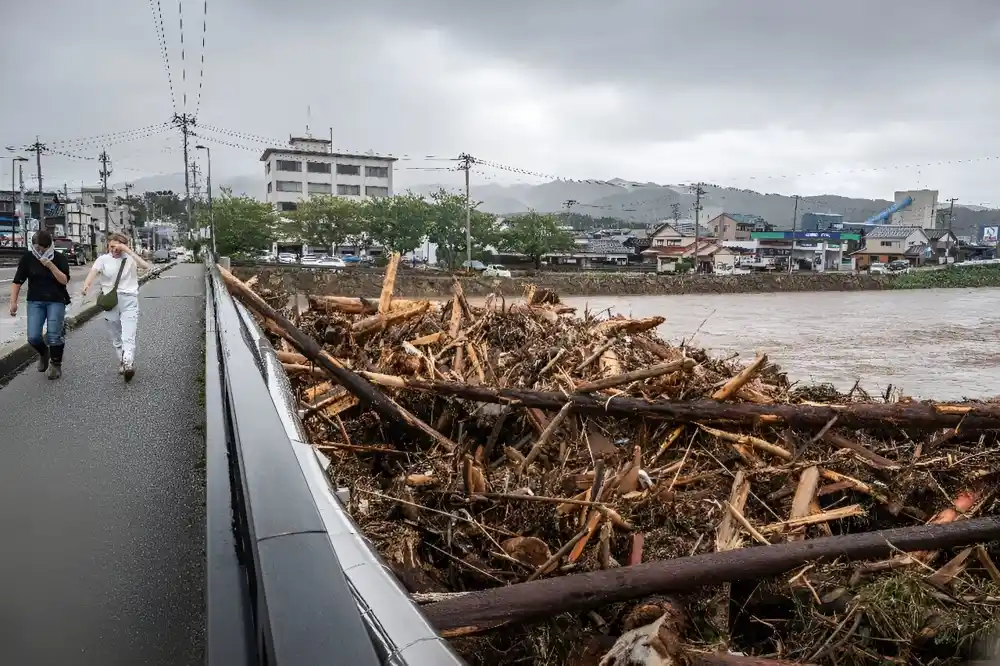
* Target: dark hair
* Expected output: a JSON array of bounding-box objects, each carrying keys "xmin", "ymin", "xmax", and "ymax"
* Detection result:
[{"xmin": 32, "ymin": 230, "xmax": 52, "ymax": 248}]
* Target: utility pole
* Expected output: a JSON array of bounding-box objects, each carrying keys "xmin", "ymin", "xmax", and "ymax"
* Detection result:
[
  {"xmin": 28, "ymin": 138, "xmax": 45, "ymax": 235},
  {"xmin": 99, "ymin": 151, "xmax": 112, "ymax": 240},
  {"xmin": 670, "ymin": 202, "xmax": 681, "ymax": 223},
  {"xmin": 123, "ymin": 182, "xmax": 133, "ymax": 242},
  {"xmin": 459, "ymin": 153, "xmax": 474, "ymax": 269},
  {"xmin": 197, "ymin": 144, "xmax": 215, "ymax": 254},
  {"xmin": 789, "ymin": 194, "xmax": 800, "ymax": 274},
  {"xmin": 172, "ymin": 113, "xmax": 196, "ymax": 232},
  {"xmin": 18, "ymin": 163, "xmax": 25, "ymax": 245},
  {"xmin": 945, "ymin": 197, "xmax": 958, "ymax": 264},
  {"xmin": 691, "ymin": 183, "xmax": 705, "ymax": 274}
]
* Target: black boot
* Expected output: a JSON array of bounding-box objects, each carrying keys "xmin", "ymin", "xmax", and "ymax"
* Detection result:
[
  {"xmin": 47, "ymin": 345, "xmax": 63, "ymax": 380},
  {"xmin": 32, "ymin": 344, "xmax": 49, "ymax": 372}
]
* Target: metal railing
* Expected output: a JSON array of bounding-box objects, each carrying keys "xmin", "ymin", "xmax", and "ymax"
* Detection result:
[{"xmin": 205, "ymin": 258, "xmax": 463, "ymax": 665}]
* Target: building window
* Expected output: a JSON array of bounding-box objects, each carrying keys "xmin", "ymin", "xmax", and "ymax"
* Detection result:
[
  {"xmin": 275, "ymin": 180, "xmax": 302, "ymax": 193},
  {"xmin": 880, "ymin": 240, "xmax": 893, "ymax": 247},
  {"xmin": 276, "ymin": 160, "xmax": 301, "ymax": 172},
  {"xmin": 337, "ymin": 184, "xmax": 361, "ymax": 196},
  {"xmin": 279, "ymin": 202, "xmax": 298, "ymax": 212},
  {"xmin": 307, "ymin": 161, "xmax": 332, "ymax": 174},
  {"xmin": 267, "ymin": 182, "xmax": 272, "ymax": 193},
  {"xmin": 93, "ymin": 195, "xmax": 107, "ymax": 204},
  {"xmin": 336, "ymin": 164, "xmax": 360, "ymax": 176},
  {"xmin": 308, "ymin": 182, "xmax": 332, "ymax": 195},
  {"xmin": 365, "ymin": 166, "xmax": 389, "ymax": 178},
  {"xmin": 365, "ymin": 186, "xmax": 389, "ymax": 197}
]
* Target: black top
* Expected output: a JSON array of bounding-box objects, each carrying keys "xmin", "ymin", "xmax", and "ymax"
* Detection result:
[{"xmin": 13, "ymin": 251, "xmax": 71, "ymax": 304}]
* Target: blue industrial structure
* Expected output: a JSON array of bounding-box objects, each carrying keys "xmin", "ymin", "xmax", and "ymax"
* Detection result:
[
  {"xmin": 861, "ymin": 197, "xmax": 914, "ymax": 226},
  {"xmin": 800, "ymin": 212, "xmax": 844, "ymax": 232}
]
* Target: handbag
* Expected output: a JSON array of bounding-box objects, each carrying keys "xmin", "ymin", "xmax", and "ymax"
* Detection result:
[{"xmin": 95, "ymin": 257, "xmax": 128, "ymax": 311}]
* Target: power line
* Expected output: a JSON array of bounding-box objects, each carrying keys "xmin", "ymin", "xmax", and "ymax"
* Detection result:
[
  {"xmin": 194, "ymin": 0, "xmax": 208, "ymax": 117},
  {"xmin": 178, "ymin": 0, "xmax": 187, "ymax": 110},
  {"xmin": 149, "ymin": 0, "xmax": 177, "ymax": 112}
]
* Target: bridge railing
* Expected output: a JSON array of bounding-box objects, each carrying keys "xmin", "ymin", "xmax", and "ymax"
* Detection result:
[{"xmin": 204, "ymin": 259, "xmax": 463, "ymax": 665}]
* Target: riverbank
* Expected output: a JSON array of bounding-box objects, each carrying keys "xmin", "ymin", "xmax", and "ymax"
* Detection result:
[{"xmin": 233, "ymin": 262, "xmax": 1000, "ymax": 298}]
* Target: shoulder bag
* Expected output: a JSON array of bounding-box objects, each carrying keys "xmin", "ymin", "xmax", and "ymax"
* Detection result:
[{"xmin": 96, "ymin": 257, "xmax": 128, "ymax": 311}]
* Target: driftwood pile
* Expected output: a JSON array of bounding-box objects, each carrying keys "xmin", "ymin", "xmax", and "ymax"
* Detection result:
[{"xmin": 222, "ymin": 256, "xmax": 1000, "ymax": 666}]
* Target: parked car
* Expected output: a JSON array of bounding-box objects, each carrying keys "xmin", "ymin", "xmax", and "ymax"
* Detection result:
[
  {"xmin": 462, "ymin": 260, "xmax": 487, "ymax": 272},
  {"xmin": 888, "ymin": 259, "xmax": 911, "ymax": 274},
  {"xmin": 300, "ymin": 254, "xmax": 320, "ymax": 265},
  {"xmin": 482, "ymin": 264, "xmax": 512, "ymax": 278},
  {"xmin": 153, "ymin": 248, "xmax": 171, "ymax": 264},
  {"xmin": 868, "ymin": 262, "xmax": 889, "ymax": 275},
  {"xmin": 53, "ymin": 237, "xmax": 86, "ymax": 266},
  {"xmin": 316, "ymin": 256, "xmax": 346, "ymax": 270},
  {"xmin": 277, "ymin": 252, "xmax": 296, "ymax": 264}
]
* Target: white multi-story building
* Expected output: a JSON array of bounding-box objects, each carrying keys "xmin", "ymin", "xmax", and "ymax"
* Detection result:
[
  {"xmin": 261, "ymin": 136, "xmax": 397, "ymax": 212},
  {"xmin": 891, "ymin": 189, "xmax": 938, "ymax": 229}
]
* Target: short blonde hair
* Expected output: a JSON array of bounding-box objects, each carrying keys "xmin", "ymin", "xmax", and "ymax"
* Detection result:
[{"xmin": 108, "ymin": 232, "xmax": 129, "ymax": 247}]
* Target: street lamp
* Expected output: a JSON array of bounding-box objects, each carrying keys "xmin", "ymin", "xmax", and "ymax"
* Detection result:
[
  {"xmin": 10, "ymin": 156, "xmax": 28, "ymax": 248},
  {"xmin": 195, "ymin": 145, "xmax": 216, "ymax": 255}
]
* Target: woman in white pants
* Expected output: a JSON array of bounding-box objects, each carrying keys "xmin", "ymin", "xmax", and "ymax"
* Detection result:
[{"xmin": 81, "ymin": 233, "xmax": 151, "ymax": 382}]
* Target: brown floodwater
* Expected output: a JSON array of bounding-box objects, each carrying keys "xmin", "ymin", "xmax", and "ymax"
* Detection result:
[{"xmin": 562, "ymin": 288, "xmax": 1000, "ymax": 401}]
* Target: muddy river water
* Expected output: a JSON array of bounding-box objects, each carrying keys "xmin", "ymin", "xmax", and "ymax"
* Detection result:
[{"xmin": 562, "ymin": 288, "xmax": 1000, "ymax": 401}]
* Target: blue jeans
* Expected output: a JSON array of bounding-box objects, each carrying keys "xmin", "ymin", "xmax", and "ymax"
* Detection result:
[{"xmin": 27, "ymin": 301, "xmax": 67, "ymax": 349}]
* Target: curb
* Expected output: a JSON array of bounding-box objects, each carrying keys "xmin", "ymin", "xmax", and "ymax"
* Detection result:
[{"xmin": 0, "ymin": 261, "xmax": 179, "ymax": 383}]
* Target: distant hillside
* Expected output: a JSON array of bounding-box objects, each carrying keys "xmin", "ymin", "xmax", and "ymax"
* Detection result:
[{"xmin": 122, "ymin": 172, "xmax": 998, "ymax": 238}]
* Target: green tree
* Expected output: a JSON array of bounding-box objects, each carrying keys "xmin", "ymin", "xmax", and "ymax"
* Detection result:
[
  {"xmin": 425, "ymin": 189, "xmax": 500, "ymax": 268},
  {"xmin": 200, "ymin": 187, "xmax": 278, "ymax": 258},
  {"xmin": 285, "ymin": 195, "xmax": 360, "ymax": 251},
  {"xmin": 501, "ymin": 210, "xmax": 575, "ymax": 268},
  {"xmin": 362, "ymin": 193, "xmax": 431, "ymax": 255}
]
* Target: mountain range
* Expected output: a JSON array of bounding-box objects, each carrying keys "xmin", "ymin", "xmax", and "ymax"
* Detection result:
[{"xmin": 121, "ymin": 172, "xmax": 998, "ymax": 239}]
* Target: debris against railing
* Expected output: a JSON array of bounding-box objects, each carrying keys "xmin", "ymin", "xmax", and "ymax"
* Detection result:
[{"xmin": 222, "ymin": 256, "xmax": 1000, "ymax": 666}]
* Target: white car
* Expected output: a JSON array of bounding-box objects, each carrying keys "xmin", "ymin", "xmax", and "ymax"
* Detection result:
[
  {"xmin": 316, "ymin": 257, "xmax": 346, "ymax": 270},
  {"xmin": 277, "ymin": 253, "xmax": 296, "ymax": 264},
  {"xmin": 482, "ymin": 264, "xmax": 512, "ymax": 278},
  {"xmin": 869, "ymin": 262, "xmax": 889, "ymax": 275},
  {"xmin": 300, "ymin": 255, "xmax": 320, "ymax": 265}
]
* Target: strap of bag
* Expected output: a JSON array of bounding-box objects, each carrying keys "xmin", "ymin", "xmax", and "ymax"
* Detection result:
[{"xmin": 111, "ymin": 256, "xmax": 128, "ymax": 290}]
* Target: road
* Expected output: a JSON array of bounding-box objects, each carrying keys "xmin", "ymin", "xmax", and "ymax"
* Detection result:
[
  {"xmin": 0, "ymin": 263, "xmax": 206, "ymax": 665},
  {"xmin": 0, "ymin": 261, "xmax": 93, "ymax": 286}
]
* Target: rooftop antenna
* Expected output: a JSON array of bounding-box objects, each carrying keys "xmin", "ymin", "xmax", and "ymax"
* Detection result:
[{"xmin": 306, "ymin": 105, "xmax": 312, "ymax": 138}]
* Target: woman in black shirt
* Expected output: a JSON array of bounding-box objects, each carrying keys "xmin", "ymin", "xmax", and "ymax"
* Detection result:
[{"xmin": 9, "ymin": 230, "xmax": 71, "ymax": 379}]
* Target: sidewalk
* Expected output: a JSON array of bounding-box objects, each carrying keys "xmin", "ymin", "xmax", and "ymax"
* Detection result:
[
  {"xmin": 0, "ymin": 263, "xmax": 206, "ymax": 665},
  {"xmin": 0, "ymin": 266, "xmax": 92, "ymax": 348}
]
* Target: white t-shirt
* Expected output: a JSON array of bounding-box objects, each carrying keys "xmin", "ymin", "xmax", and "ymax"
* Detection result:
[{"xmin": 93, "ymin": 253, "xmax": 140, "ymax": 296}]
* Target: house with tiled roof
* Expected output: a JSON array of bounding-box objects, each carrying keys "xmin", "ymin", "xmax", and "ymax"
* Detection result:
[
  {"xmin": 708, "ymin": 213, "xmax": 774, "ymax": 241},
  {"xmin": 545, "ymin": 237, "xmax": 630, "ymax": 269},
  {"xmin": 641, "ymin": 239, "xmax": 720, "ymax": 273},
  {"xmin": 851, "ymin": 225, "xmax": 930, "ymax": 269}
]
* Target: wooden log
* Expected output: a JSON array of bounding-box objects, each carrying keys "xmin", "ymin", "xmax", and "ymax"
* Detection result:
[
  {"xmin": 378, "ymin": 252, "xmax": 400, "ymax": 314},
  {"xmin": 352, "ymin": 301, "xmax": 430, "ymax": 339},
  {"xmin": 308, "ymin": 294, "xmax": 421, "ymax": 316},
  {"xmin": 217, "ymin": 265, "xmax": 458, "ymax": 452},
  {"xmin": 575, "ymin": 358, "xmax": 696, "ymax": 393},
  {"xmin": 712, "ymin": 353, "xmax": 767, "ymax": 401},
  {"xmin": 421, "ymin": 516, "xmax": 1000, "ymax": 631},
  {"xmin": 823, "ymin": 431, "xmax": 898, "ymax": 469},
  {"xmin": 787, "ymin": 466, "xmax": 820, "ymax": 542},
  {"xmin": 351, "ymin": 375, "xmax": 1000, "ymax": 430}
]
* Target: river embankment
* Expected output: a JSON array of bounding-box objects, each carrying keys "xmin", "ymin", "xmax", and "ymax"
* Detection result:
[{"xmin": 233, "ymin": 262, "xmax": 1000, "ymax": 299}]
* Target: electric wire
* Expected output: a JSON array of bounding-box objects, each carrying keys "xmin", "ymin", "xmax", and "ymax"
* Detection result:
[
  {"xmin": 194, "ymin": 0, "xmax": 208, "ymax": 118},
  {"xmin": 149, "ymin": 0, "xmax": 177, "ymax": 112}
]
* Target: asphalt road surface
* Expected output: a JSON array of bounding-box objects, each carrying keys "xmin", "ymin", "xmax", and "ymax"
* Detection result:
[{"xmin": 0, "ymin": 263, "xmax": 206, "ymax": 665}]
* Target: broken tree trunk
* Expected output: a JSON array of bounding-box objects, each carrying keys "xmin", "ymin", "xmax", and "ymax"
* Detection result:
[
  {"xmin": 351, "ymin": 374, "xmax": 1000, "ymax": 431},
  {"xmin": 217, "ymin": 265, "xmax": 457, "ymax": 452},
  {"xmin": 421, "ymin": 515, "xmax": 1000, "ymax": 631}
]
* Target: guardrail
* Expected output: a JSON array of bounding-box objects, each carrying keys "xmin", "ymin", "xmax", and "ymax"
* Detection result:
[{"xmin": 205, "ymin": 258, "xmax": 463, "ymax": 665}]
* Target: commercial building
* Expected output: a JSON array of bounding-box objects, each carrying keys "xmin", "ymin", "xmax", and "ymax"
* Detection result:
[
  {"xmin": 708, "ymin": 213, "xmax": 772, "ymax": 241},
  {"xmin": 261, "ymin": 136, "xmax": 397, "ymax": 212},
  {"xmin": 800, "ymin": 212, "xmax": 843, "ymax": 232},
  {"xmin": 748, "ymin": 230, "xmax": 860, "ymax": 271}
]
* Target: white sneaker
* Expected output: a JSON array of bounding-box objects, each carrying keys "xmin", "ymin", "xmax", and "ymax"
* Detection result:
[{"xmin": 123, "ymin": 361, "xmax": 135, "ymax": 383}]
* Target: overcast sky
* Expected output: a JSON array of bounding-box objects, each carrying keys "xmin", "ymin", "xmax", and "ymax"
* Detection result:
[{"xmin": 2, "ymin": 0, "xmax": 998, "ymax": 204}]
